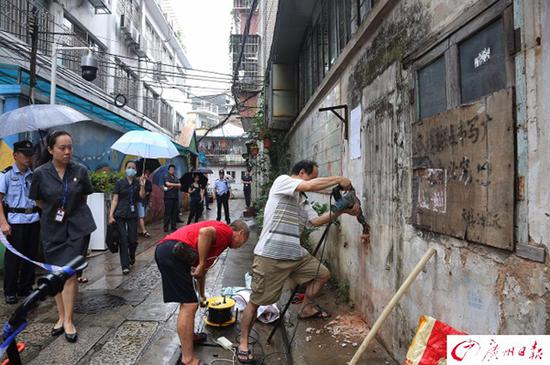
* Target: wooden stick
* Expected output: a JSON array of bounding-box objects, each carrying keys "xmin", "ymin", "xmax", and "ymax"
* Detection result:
[{"xmin": 349, "ymin": 247, "xmax": 437, "ymax": 365}]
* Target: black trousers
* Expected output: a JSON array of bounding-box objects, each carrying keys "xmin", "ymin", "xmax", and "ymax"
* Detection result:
[
  {"xmin": 244, "ymin": 187, "xmax": 252, "ymax": 207},
  {"xmin": 164, "ymin": 199, "xmax": 179, "ymax": 230},
  {"xmin": 187, "ymin": 199, "xmax": 203, "ymax": 224},
  {"xmin": 116, "ymin": 217, "xmax": 138, "ymax": 270},
  {"xmin": 216, "ymin": 194, "xmax": 230, "ymax": 223},
  {"xmin": 3, "ymin": 222, "xmax": 40, "ymax": 296}
]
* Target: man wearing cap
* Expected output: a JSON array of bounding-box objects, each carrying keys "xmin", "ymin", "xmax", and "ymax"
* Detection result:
[
  {"xmin": 0, "ymin": 140, "xmax": 40, "ymax": 304},
  {"xmin": 213, "ymin": 169, "xmax": 231, "ymax": 224}
]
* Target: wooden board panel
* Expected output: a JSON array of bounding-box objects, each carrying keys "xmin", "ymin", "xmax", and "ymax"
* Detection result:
[{"xmin": 412, "ymin": 89, "xmax": 514, "ymax": 250}]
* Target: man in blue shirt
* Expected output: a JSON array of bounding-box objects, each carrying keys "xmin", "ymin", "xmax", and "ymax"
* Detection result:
[
  {"xmin": 214, "ymin": 169, "xmax": 231, "ymax": 224},
  {"xmin": 0, "ymin": 140, "xmax": 40, "ymax": 304}
]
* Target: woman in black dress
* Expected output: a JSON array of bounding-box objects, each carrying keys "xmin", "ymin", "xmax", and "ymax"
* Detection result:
[
  {"xmin": 187, "ymin": 174, "xmax": 205, "ymax": 224},
  {"xmin": 30, "ymin": 131, "xmax": 96, "ymax": 343},
  {"xmin": 109, "ymin": 161, "xmax": 145, "ymax": 274}
]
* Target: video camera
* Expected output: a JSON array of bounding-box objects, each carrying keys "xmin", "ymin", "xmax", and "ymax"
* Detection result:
[{"xmin": 330, "ymin": 185, "xmax": 370, "ymax": 235}]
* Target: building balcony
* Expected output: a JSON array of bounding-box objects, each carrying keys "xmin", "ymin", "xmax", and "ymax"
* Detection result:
[{"xmin": 204, "ymin": 153, "xmax": 245, "ymax": 167}]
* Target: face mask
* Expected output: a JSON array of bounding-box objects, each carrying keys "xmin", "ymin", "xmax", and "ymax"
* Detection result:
[{"xmin": 126, "ymin": 168, "xmax": 137, "ymax": 177}]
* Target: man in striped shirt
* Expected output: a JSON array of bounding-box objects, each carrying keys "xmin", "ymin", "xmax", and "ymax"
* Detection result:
[{"xmin": 236, "ymin": 160, "xmax": 360, "ymax": 364}]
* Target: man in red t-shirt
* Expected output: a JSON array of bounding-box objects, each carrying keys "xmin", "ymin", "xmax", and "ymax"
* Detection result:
[{"xmin": 155, "ymin": 219, "xmax": 249, "ymax": 365}]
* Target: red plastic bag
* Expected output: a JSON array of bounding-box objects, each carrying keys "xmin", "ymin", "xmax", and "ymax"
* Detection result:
[{"xmin": 404, "ymin": 315, "xmax": 466, "ymax": 365}]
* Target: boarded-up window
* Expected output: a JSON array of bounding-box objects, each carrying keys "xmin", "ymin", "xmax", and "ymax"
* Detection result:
[
  {"xmin": 411, "ymin": 3, "xmax": 515, "ymax": 250},
  {"xmin": 418, "ymin": 57, "xmax": 447, "ymax": 119},
  {"xmin": 459, "ymin": 19, "xmax": 506, "ymax": 103},
  {"xmin": 412, "ymin": 90, "xmax": 514, "ymax": 250}
]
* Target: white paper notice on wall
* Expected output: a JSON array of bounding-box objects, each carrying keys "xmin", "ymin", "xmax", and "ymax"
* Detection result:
[{"xmin": 350, "ymin": 105, "xmax": 361, "ymax": 160}]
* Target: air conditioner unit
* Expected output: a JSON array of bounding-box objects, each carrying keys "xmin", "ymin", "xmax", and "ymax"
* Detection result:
[
  {"xmin": 120, "ymin": 15, "xmax": 132, "ymax": 36},
  {"xmin": 129, "ymin": 24, "xmax": 140, "ymax": 45},
  {"xmin": 135, "ymin": 35, "xmax": 148, "ymax": 58}
]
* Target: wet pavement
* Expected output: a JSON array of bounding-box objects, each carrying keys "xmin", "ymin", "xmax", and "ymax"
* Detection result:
[
  {"xmin": 0, "ymin": 198, "xmax": 264, "ymax": 365},
  {"xmin": 0, "ymin": 198, "xmax": 396, "ymax": 364}
]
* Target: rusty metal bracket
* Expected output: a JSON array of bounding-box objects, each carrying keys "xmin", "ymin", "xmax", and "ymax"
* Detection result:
[{"xmin": 319, "ymin": 104, "xmax": 349, "ymax": 139}]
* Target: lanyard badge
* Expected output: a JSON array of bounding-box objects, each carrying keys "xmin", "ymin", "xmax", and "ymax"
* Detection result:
[
  {"xmin": 129, "ymin": 184, "xmax": 135, "ymax": 213},
  {"xmin": 55, "ymin": 173, "xmax": 70, "ymax": 223}
]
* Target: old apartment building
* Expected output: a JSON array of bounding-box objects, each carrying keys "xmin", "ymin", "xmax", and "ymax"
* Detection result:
[{"xmin": 260, "ymin": 0, "xmax": 550, "ymax": 361}]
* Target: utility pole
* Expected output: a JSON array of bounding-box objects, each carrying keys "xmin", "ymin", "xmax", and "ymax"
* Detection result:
[{"xmin": 28, "ymin": 6, "xmax": 39, "ymax": 104}]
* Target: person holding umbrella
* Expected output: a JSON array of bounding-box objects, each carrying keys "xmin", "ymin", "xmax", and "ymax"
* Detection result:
[
  {"xmin": 110, "ymin": 130, "xmax": 181, "ymax": 233},
  {"xmin": 29, "ymin": 131, "xmax": 96, "ymax": 343},
  {"xmin": 187, "ymin": 174, "xmax": 205, "ymax": 224},
  {"xmin": 109, "ymin": 161, "xmax": 146, "ymax": 274}
]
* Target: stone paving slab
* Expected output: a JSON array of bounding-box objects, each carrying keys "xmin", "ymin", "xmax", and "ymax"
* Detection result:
[
  {"xmin": 89, "ymin": 321, "xmax": 158, "ymax": 365},
  {"xmin": 127, "ymin": 302, "xmax": 178, "ymax": 322},
  {"xmin": 85, "ymin": 274, "xmax": 125, "ymax": 290},
  {"xmin": 78, "ymin": 304, "xmax": 135, "ymax": 330},
  {"xmin": 136, "ymin": 326, "xmax": 180, "ymax": 365},
  {"xmin": 16, "ymin": 322, "xmax": 57, "ymax": 363},
  {"xmin": 119, "ymin": 264, "xmax": 161, "ymax": 293},
  {"xmin": 28, "ymin": 326, "xmax": 109, "ymax": 365}
]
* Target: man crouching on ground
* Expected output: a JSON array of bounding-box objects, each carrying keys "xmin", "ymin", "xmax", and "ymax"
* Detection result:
[
  {"xmin": 155, "ymin": 220, "xmax": 250, "ymax": 365},
  {"xmin": 237, "ymin": 160, "xmax": 360, "ymax": 364}
]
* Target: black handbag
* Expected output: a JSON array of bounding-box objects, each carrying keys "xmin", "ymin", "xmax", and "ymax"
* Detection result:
[
  {"xmin": 172, "ymin": 241, "xmax": 198, "ymax": 266},
  {"xmin": 105, "ymin": 223, "xmax": 119, "ymax": 253}
]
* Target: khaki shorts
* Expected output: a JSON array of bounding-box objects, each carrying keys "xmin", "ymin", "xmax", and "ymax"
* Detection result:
[{"xmin": 249, "ymin": 254, "xmax": 330, "ymax": 306}]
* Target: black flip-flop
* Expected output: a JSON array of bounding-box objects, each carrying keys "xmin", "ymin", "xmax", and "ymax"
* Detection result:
[
  {"xmin": 236, "ymin": 348, "xmax": 256, "ymax": 364},
  {"xmin": 297, "ymin": 304, "xmax": 331, "ymax": 320}
]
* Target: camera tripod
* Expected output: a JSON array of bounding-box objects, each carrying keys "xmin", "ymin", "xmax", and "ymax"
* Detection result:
[{"xmin": 266, "ymin": 220, "xmax": 335, "ymax": 344}]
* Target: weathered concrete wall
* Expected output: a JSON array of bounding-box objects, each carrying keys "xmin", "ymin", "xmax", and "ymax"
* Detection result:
[
  {"xmin": 285, "ymin": 0, "xmax": 550, "ymax": 361},
  {"xmin": 526, "ymin": 0, "xmax": 550, "ymax": 247}
]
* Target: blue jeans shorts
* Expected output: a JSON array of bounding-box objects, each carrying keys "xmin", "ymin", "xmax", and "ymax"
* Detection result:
[{"xmin": 138, "ymin": 202, "xmax": 148, "ymax": 218}]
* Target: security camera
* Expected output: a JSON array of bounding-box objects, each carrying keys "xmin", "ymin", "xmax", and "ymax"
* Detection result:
[{"xmin": 80, "ymin": 52, "xmax": 98, "ymax": 82}]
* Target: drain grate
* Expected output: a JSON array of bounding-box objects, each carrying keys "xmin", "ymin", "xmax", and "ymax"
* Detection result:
[{"xmin": 74, "ymin": 290, "xmax": 127, "ymax": 314}]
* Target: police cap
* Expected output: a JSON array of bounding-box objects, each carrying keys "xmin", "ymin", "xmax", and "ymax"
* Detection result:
[{"xmin": 13, "ymin": 140, "xmax": 34, "ymax": 156}]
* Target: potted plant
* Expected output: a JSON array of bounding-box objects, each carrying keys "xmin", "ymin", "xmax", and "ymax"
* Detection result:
[
  {"xmin": 89, "ymin": 171, "xmax": 120, "ymax": 250},
  {"xmin": 250, "ymin": 143, "xmax": 259, "ymax": 157},
  {"xmin": 262, "ymin": 134, "xmax": 272, "ymax": 149}
]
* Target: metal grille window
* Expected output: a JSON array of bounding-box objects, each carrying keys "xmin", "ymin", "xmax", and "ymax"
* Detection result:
[
  {"xmin": 338, "ymin": 0, "xmax": 352, "ymax": 52},
  {"xmin": 459, "ymin": 19, "xmax": 506, "ymax": 104},
  {"xmin": 231, "ymin": 34, "xmax": 260, "ymax": 88},
  {"xmin": 114, "ymin": 63, "xmax": 139, "ymax": 110},
  {"xmin": 143, "ymin": 86, "xmax": 158, "ymax": 122},
  {"xmin": 414, "ymin": 7, "xmax": 513, "ymax": 120},
  {"xmin": 297, "ymin": 0, "xmax": 353, "ymax": 109},
  {"xmin": 418, "ymin": 57, "xmax": 447, "ymax": 119},
  {"xmin": 359, "ymin": 0, "xmax": 373, "ymax": 22},
  {"xmin": 234, "ymin": 0, "xmax": 251, "ymax": 9},
  {"xmin": 160, "ymin": 100, "xmax": 173, "ymax": 131},
  {"xmin": 60, "ymin": 16, "xmax": 108, "ymax": 91},
  {"xmin": 117, "ymin": 0, "xmax": 142, "ymax": 28},
  {"xmin": 0, "ymin": 0, "xmax": 54, "ymax": 56}
]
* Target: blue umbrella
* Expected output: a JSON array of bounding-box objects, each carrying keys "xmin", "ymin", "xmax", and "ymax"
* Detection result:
[{"xmin": 111, "ymin": 130, "xmax": 179, "ymax": 159}]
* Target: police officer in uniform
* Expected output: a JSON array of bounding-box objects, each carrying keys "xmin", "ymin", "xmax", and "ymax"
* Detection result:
[{"xmin": 0, "ymin": 141, "xmax": 40, "ymax": 304}]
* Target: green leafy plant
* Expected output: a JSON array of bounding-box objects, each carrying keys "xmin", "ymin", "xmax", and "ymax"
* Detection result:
[{"xmin": 90, "ymin": 170, "xmax": 121, "ymax": 193}]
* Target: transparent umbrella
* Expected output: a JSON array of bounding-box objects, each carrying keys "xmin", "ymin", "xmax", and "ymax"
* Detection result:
[{"xmin": 0, "ymin": 104, "xmax": 90, "ymax": 138}]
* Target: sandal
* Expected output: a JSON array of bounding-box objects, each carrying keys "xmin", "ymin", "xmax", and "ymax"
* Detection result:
[
  {"xmin": 142, "ymin": 231, "xmax": 151, "ymax": 238},
  {"xmin": 77, "ymin": 277, "xmax": 88, "ymax": 284},
  {"xmin": 236, "ymin": 348, "xmax": 256, "ymax": 364},
  {"xmin": 297, "ymin": 304, "xmax": 331, "ymax": 320}
]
